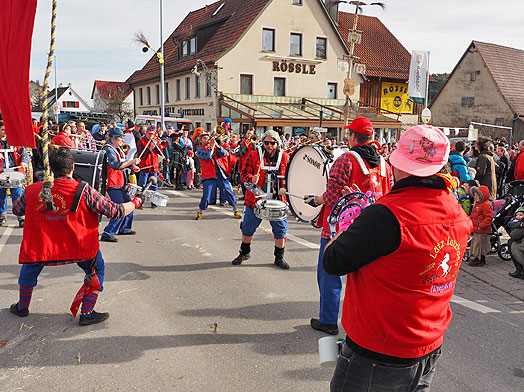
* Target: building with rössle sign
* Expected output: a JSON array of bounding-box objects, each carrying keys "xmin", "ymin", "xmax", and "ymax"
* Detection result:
[{"xmin": 127, "ymin": 0, "xmax": 402, "ymax": 139}]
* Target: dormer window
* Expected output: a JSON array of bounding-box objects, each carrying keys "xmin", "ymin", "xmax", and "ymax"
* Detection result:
[
  {"xmin": 182, "ymin": 40, "xmax": 188, "ymax": 57},
  {"xmin": 190, "ymin": 37, "xmax": 197, "ymax": 54},
  {"xmin": 213, "ymin": 2, "xmax": 225, "ymax": 16}
]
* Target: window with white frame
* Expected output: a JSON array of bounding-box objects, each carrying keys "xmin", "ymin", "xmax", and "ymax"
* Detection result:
[
  {"xmin": 190, "ymin": 37, "xmax": 197, "ymax": 54},
  {"xmin": 182, "ymin": 40, "xmax": 188, "ymax": 57},
  {"xmin": 327, "ymin": 83, "xmax": 337, "ymax": 99},
  {"xmin": 274, "ymin": 78, "xmax": 286, "ymax": 96},
  {"xmin": 262, "ymin": 28, "xmax": 275, "ymax": 51},
  {"xmin": 290, "ymin": 33, "xmax": 302, "ymax": 56}
]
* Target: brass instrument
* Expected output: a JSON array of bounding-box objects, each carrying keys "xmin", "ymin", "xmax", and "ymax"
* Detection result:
[
  {"xmin": 213, "ymin": 125, "xmax": 226, "ymax": 137},
  {"xmin": 122, "ymin": 144, "xmax": 130, "ymax": 153},
  {"xmin": 250, "ymin": 134, "xmax": 259, "ymax": 144}
]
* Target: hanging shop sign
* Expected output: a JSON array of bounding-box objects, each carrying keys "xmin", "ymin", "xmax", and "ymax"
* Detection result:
[
  {"xmin": 380, "ymin": 82, "xmax": 413, "ymax": 114},
  {"xmin": 272, "ymin": 60, "xmax": 316, "ymax": 75}
]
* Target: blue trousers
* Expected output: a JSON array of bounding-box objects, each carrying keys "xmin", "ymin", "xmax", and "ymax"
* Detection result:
[
  {"xmin": 18, "ymin": 249, "xmax": 106, "ymax": 291},
  {"xmin": 317, "ymin": 237, "xmax": 342, "ymax": 325},
  {"xmin": 199, "ymin": 178, "xmax": 237, "ymax": 211},
  {"xmin": 0, "ymin": 186, "xmax": 23, "ymax": 214},
  {"xmin": 138, "ymin": 172, "xmax": 158, "ymax": 191},
  {"xmin": 103, "ymin": 188, "xmax": 133, "ymax": 237},
  {"xmin": 241, "ymin": 206, "xmax": 287, "ymax": 239},
  {"xmin": 210, "ymin": 185, "xmax": 226, "ymax": 203}
]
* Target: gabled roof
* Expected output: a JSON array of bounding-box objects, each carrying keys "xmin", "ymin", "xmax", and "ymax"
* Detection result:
[
  {"xmin": 46, "ymin": 85, "xmax": 92, "ymax": 111},
  {"xmin": 337, "ymin": 12, "xmax": 411, "ymax": 80},
  {"xmin": 431, "ymin": 41, "xmax": 524, "ymax": 115},
  {"xmin": 128, "ymin": 0, "xmax": 271, "ymax": 86},
  {"xmin": 91, "ymin": 80, "xmax": 132, "ymax": 100},
  {"xmin": 474, "ymin": 41, "xmax": 524, "ymax": 115},
  {"xmin": 46, "ymin": 87, "xmax": 68, "ymax": 103}
]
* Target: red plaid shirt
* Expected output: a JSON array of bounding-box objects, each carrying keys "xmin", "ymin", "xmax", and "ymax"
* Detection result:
[
  {"xmin": 12, "ymin": 179, "xmax": 124, "ymax": 265},
  {"xmin": 320, "ymin": 153, "xmax": 394, "ymax": 239}
]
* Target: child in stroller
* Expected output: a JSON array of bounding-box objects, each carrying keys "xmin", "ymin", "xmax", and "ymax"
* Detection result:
[{"xmin": 505, "ymin": 206, "xmax": 524, "ymax": 279}]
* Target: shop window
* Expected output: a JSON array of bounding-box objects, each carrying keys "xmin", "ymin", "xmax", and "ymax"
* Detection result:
[
  {"xmin": 327, "ymin": 83, "xmax": 337, "ymax": 99},
  {"xmin": 290, "ymin": 33, "xmax": 302, "ymax": 56},
  {"xmin": 274, "ymin": 78, "xmax": 286, "ymax": 97},
  {"xmin": 240, "ymin": 74, "xmax": 253, "ymax": 95},
  {"xmin": 316, "ymin": 37, "xmax": 327, "ymax": 59},
  {"xmin": 262, "ymin": 28, "xmax": 275, "ymax": 52}
]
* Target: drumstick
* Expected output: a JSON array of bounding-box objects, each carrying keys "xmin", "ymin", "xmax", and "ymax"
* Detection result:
[
  {"xmin": 278, "ymin": 188, "xmax": 303, "ymax": 200},
  {"xmin": 138, "ymin": 165, "xmax": 154, "ymax": 171}
]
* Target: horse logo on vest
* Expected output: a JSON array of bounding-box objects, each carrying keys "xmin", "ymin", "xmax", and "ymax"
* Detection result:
[{"xmin": 438, "ymin": 253, "xmax": 451, "ymax": 277}]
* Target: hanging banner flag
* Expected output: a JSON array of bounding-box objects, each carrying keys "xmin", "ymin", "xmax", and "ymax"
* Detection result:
[
  {"xmin": 0, "ymin": 0, "xmax": 38, "ymax": 148},
  {"xmin": 380, "ymin": 82, "xmax": 413, "ymax": 114},
  {"xmin": 408, "ymin": 50, "xmax": 430, "ymax": 105}
]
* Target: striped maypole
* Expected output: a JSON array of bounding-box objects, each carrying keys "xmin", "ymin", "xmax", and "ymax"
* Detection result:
[{"xmin": 38, "ymin": 0, "xmax": 57, "ymax": 210}]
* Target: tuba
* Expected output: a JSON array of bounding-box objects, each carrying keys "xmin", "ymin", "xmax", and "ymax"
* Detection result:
[{"xmin": 213, "ymin": 125, "xmax": 226, "ymax": 137}]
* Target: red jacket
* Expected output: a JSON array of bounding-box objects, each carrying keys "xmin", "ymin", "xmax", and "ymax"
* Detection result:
[
  {"xmin": 469, "ymin": 185, "xmax": 493, "ymax": 234},
  {"xmin": 18, "ymin": 179, "xmax": 100, "ymax": 263},
  {"xmin": 51, "ymin": 132, "xmax": 74, "ymax": 147},
  {"xmin": 342, "ymin": 185, "xmax": 472, "ymax": 358},
  {"xmin": 515, "ymin": 151, "xmax": 524, "ymax": 180},
  {"xmin": 137, "ymin": 136, "xmax": 160, "ymax": 173},
  {"xmin": 241, "ymin": 148, "xmax": 289, "ymax": 208},
  {"xmin": 197, "ymin": 145, "xmax": 230, "ymax": 180}
]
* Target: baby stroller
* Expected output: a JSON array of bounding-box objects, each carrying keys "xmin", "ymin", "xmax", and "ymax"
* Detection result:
[{"xmin": 462, "ymin": 181, "xmax": 524, "ymax": 262}]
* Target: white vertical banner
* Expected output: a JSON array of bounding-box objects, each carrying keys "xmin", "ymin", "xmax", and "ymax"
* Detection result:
[{"xmin": 408, "ymin": 50, "xmax": 430, "ymax": 100}]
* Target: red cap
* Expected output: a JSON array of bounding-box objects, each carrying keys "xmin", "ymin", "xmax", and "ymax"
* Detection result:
[{"xmin": 343, "ymin": 117, "xmax": 374, "ymax": 136}]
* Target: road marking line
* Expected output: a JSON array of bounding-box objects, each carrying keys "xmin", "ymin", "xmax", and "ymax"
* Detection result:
[
  {"xmin": 451, "ymin": 295, "xmax": 500, "ymax": 313},
  {"xmin": 0, "ymin": 227, "xmax": 14, "ymax": 254},
  {"xmin": 510, "ymin": 310, "xmax": 524, "ymax": 314},
  {"xmin": 164, "ymin": 190, "xmax": 191, "ymax": 198}
]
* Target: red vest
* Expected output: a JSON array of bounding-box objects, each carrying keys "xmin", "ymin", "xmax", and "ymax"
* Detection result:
[
  {"xmin": 105, "ymin": 143, "xmax": 125, "ymax": 188},
  {"xmin": 242, "ymin": 148, "xmax": 289, "ymax": 208},
  {"xmin": 137, "ymin": 137, "xmax": 160, "ymax": 173},
  {"xmin": 342, "ymin": 186, "xmax": 472, "ymax": 358},
  {"xmin": 320, "ymin": 151, "xmax": 392, "ymax": 233},
  {"xmin": 18, "ymin": 179, "xmax": 100, "ymax": 263},
  {"xmin": 199, "ymin": 146, "xmax": 230, "ymax": 180}
]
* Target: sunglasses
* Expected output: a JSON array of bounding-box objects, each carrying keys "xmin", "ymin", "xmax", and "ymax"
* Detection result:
[{"xmin": 263, "ymin": 141, "xmax": 277, "ymax": 146}]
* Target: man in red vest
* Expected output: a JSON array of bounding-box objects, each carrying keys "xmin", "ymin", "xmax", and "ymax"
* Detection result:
[
  {"xmin": 9, "ymin": 148, "xmax": 143, "ymax": 325},
  {"xmin": 323, "ymin": 125, "xmax": 472, "ymax": 391},
  {"xmin": 305, "ymin": 117, "xmax": 393, "ymax": 335},
  {"xmin": 100, "ymin": 127, "xmax": 141, "ymax": 242}
]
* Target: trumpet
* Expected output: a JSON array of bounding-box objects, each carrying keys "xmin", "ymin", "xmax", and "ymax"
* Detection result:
[
  {"xmin": 250, "ymin": 134, "xmax": 259, "ymax": 144},
  {"xmin": 122, "ymin": 144, "xmax": 130, "ymax": 153}
]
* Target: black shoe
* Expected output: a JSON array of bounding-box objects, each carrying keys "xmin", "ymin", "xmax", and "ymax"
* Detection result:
[
  {"xmin": 310, "ymin": 318, "xmax": 338, "ymax": 335},
  {"xmin": 10, "ymin": 303, "xmax": 29, "ymax": 317},
  {"xmin": 118, "ymin": 230, "xmax": 136, "ymax": 235},
  {"xmin": 79, "ymin": 310, "xmax": 109, "ymax": 326},
  {"xmin": 274, "ymin": 258, "xmax": 290, "ymax": 270},
  {"xmin": 468, "ymin": 258, "xmax": 480, "ymax": 267},
  {"xmin": 151, "ymin": 203, "xmax": 158, "ymax": 209},
  {"xmin": 18, "ymin": 219, "xmax": 24, "ymax": 228},
  {"xmin": 0, "ymin": 218, "xmax": 6, "ymax": 227},
  {"xmin": 509, "ymin": 271, "xmax": 524, "ymax": 279},
  {"xmin": 100, "ymin": 236, "xmax": 118, "ymax": 243},
  {"xmin": 232, "ymin": 252, "xmax": 250, "ymax": 265}
]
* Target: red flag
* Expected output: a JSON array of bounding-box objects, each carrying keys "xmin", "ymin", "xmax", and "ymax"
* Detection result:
[{"xmin": 0, "ymin": 0, "xmax": 38, "ymax": 148}]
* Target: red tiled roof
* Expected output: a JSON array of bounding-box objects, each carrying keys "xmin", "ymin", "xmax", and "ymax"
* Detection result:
[
  {"xmin": 91, "ymin": 80, "xmax": 132, "ymax": 100},
  {"xmin": 128, "ymin": 0, "xmax": 271, "ymax": 86},
  {"xmin": 337, "ymin": 12, "xmax": 411, "ymax": 80},
  {"xmin": 474, "ymin": 41, "xmax": 524, "ymax": 115}
]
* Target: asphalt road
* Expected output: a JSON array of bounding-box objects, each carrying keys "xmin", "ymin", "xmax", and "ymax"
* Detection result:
[{"xmin": 0, "ymin": 188, "xmax": 523, "ymax": 392}]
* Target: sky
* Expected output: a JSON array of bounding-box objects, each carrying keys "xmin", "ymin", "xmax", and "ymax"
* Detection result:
[{"xmin": 29, "ymin": 0, "xmax": 524, "ymax": 103}]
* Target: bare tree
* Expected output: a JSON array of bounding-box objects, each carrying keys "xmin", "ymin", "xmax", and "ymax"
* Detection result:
[
  {"xmin": 29, "ymin": 80, "xmax": 44, "ymax": 110},
  {"xmin": 99, "ymin": 84, "xmax": 134, "ymax": 123}
]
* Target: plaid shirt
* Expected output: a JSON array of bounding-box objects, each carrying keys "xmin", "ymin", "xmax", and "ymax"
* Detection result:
[
  {"xmin": 12, "ymin": 178, "xmax": 124, "ymax": 265},
  {"xmin": 78, "ymin": 130, "xmax": 97, "ymax": 151},
  {"xmin": 320, "ymin": 153, "xmax": 394, "ymax": 239}
]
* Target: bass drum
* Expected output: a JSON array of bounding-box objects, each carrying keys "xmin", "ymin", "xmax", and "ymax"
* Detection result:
[
  {"xmin": 285, "ymin": 145, "xmax": 347, "ymax": 222},
  {"xmin": 71, "ymin": 149, "xmax": 107, "ymax": 194}
]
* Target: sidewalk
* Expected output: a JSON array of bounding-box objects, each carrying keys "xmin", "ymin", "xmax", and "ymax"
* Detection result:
[{"xmin": 461, "ymin": 253, "xmax": 524, "ymax": 301}]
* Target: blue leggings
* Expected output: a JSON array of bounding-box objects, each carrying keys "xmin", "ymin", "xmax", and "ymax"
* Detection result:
[
  {"xmin": 317, "ymin": 237, "xmax": 342, "ymax": 325},
  {"xmin": 199, "ymin": 178, "xmax": 237, "ymax": 211},
  {"xmin": 18, "ymin": 250, "xmax": 106, "ymax": 291},
  {"xmin": 103, "ymin": 188, "xmax": 133, "ymax": 237}
]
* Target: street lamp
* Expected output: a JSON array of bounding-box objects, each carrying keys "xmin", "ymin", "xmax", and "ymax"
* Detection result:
[{"xmin": 335, "ymin": 1, "xmax": 386, "ymax": 128}]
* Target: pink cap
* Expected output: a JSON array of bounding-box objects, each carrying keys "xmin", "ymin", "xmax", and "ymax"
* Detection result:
[{"xmin": 389, "ymin": 125, "xmax": 450, "ymax": 177}]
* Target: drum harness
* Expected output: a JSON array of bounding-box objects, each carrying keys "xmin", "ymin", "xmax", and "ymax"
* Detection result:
[{"xmin": 257, "ymin": 146, "xmax": 284, "ymax": 202}]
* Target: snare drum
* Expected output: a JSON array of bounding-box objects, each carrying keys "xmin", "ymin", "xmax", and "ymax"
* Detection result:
[
  {"xmin": 0, "ymin": 171, "xmax": 26, "ymax": 188},
  {"xmin": 285, "ymin": 145, "xmax": 348, "ymax": 222},
  {"xmin": 254, "ymin": 199, "xmax": 288, "ymax": 221},
  {"xmin": 125, "ymin": 183, "xmax": 141, "ymax": 198},
  {"xmin": 147, "ymin": 190, "xmax": 168, "ymax": 207},
  {"xmin": 71, "ymin": 149, "xmax": 107, "ymax": 193}
]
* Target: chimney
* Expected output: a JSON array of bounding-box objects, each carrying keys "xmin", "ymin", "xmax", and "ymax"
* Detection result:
[{"xmin": 324, "ymin": 0, "xmax": 339, "ymax": 24}]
